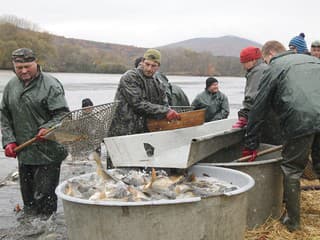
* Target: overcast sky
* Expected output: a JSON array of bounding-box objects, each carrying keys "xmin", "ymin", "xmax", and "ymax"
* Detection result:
[{"xmin": 1, "ymin": 0, "xmax": 318, "ymax": 49}]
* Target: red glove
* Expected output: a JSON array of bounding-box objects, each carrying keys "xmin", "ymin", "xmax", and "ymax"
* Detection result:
[
  {"xmin": 36, "ymin": 128, "xmax": 48, "ymax": 141},
  {"xmin": 232, "ymin": 117, "xmax": 248, "ymax": 128},
  {"xmin": 5, "ymin": 142, "xmax": 18, "ymax": 158},
  {"xmin": 242, "ymin": 148, "xmax": 258, "ymax": 162},
  {"xmin": 166, "ymin": 109, "xmax": 181, "ymax": 121}
]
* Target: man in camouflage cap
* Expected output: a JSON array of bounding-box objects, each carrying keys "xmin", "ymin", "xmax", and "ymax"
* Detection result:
[
  {"xmin": 0, "ymin": 48, "xmax": 69, "ymax": 218},
  {"xmin": 109, "ymin": 48, "xmax": 180, "ymax": 139}
]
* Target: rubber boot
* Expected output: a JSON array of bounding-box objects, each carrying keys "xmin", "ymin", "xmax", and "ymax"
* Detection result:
[{"xmin": 282, "ymin": 179, "xmax": 301, "ymax": 232}]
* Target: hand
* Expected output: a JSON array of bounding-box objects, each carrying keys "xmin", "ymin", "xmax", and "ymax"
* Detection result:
[
  {"xmin": 166, "ymin": 109, "xmax": 181, "ymax": 121},
  {"xmin": 242, "ymin": 148, "xmax": 258, "ymax": 162},
  {"xmin": 232, "ymin": 117, "xmax": 248, "ymax": 128},
  {"xmin": 36, "ymin": 128, "xmax": 48, "ymax": 141},
  {"xmin": 5, "ymin": 142, "xmax": 18, "ymax": 158}
]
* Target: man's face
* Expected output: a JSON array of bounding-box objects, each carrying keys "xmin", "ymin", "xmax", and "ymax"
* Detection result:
[
  {"xmin": 242, "ymin": 60, "xmax": 256, "ymax": 70},
  {"xmin": 142, "ymin": 59, "xmax": 159, "ymax": 77},
  {"xmin": 208, "ymin": 82, "xmax": 219, "ymax": 93},
  {"xmin": 311, "ymin": 47, "xmax": 320, "ymax": 58},
  {"xmin": 13, "ymin": 61, "xmax": 38, "ymax": 81},
  {"xmin": 289, "ymin": 45, "xmax": 297, "ymax": 53}
]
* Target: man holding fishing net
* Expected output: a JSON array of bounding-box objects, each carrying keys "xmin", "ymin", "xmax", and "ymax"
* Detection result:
[{"xmin": 0, "ymin": 48, "xmax": 69, "ymax": 219}]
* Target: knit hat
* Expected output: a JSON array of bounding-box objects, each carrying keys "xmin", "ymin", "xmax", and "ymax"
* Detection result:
[
  {"xmin": 206, "ymin": 77, "xmax": 218, "ymax": 89},
  {"xmin": 143, "ymin": 49, "xmax": 161, "ymax": 65},
  {"xmin": 11, "ymin": 48, "xmax": 36, "ymax": 63},
  {"xmin": 289, "ymin": 33, "xmax": 308, "ymax": 53},
  {"xmin": 82, "ymin": 98, "xmax": 93, "ymax": 108},
  {"xmin": 240, "ymin": 46, "xmax": 262, "ymax": 63},
  {"xmin": 311, "ymin": 40, "xmax": 320, "ymax": 48}
]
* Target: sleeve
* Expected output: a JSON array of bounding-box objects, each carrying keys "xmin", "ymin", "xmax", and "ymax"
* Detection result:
[
  {"xmin": 40, "ymin": 80, "xmax": 70, "ymax": 129},
  {"xmin": 245, "ymin": 69, "xmax": 276, "ymax": 150},
  {"xmin": 191, "ymin": 95, "xmax": 204, "ymax": 110},
  {"xmin": 0, "ymin": 88, "xmax": 17, "ymax": 147},
  {"xmin": 119, "ymin": 74, "xmax": 169, "ymax": 118},
  {"xmin": 211, "ymin": 94, "xmax": 230, "ymax": 120}
]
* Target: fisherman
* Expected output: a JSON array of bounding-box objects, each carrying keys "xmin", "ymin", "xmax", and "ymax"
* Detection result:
[
  {"xmin": 109, "ymin": 49, "xmax": 180, "ymax": 137},
  {"xmin": 243, "ymin": 41, "xmax": 320, "ymax": 231},
  {"xmin": 134, "ymin": 56, "xmax": 190, "ymax": 107},
  {"xmin": 191, "ymin": 77, "xmax": 229, "ymax": 122},
  {"xmin": 233, "ymin": 46, "xmax": 283, "ymax": 145},
  {"xmin": 310, "ymin": 40, "xmax": 320, "ymax": 58},
  {"xmin": 233, "ymin": 46, "xmax": 268, "ymax": 128},
  {"xmin": 0, "ymin": 48, "xmax": 69, "ymax": 218}
]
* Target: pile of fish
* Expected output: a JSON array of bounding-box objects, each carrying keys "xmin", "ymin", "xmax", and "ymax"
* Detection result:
[{"xmin": 64, "ymin": 153, "xmax": 238, "ymax": 202}]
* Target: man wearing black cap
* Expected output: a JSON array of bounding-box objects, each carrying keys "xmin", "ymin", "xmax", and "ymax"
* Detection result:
[
  {"xmin": 191, "ymin": 77, "xmax": 229, "ymax": 122},
  {"xmin": 0, "ymin": 48, "xmax": 69, "ymax": 218}
]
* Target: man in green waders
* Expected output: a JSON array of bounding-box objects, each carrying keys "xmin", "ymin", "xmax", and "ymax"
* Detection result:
[
  {"xmin": 243, "ymin": 41, "xmax": 320, "ymax": 231},
  {"xmin": 0, "ymin": 48, "xmax": 69, "ymax": 219}
]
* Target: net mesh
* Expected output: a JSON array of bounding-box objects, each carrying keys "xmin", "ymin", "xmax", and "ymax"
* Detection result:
[{"xmin": 46, "ymin": 102, "xmax": 117, "ymax": 157}]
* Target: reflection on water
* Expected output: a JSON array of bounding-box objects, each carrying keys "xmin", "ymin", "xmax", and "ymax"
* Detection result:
[{"xmin": 0, "ymin": 70, "xmax": 245, "ymax": 118}]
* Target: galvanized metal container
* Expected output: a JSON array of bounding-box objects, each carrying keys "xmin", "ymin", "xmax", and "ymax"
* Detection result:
[
  {"xmin": 198, "ymin": 143, "xmax": 283, "ymax": 229},
  {"xmin": 56, "ymin": 165, "xmax": 254, "ymax": 240}
]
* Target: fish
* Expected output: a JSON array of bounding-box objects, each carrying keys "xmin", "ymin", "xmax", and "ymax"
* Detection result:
[
  {"xmin": 89, "ymin": 151, "xmax": 120, "ymax": 182},
  {"xmin": 0, "ymin": 171, "xmax": 19, "ymax": 187},
  {"xmin": 64, "ymin": 168, "xmax": 239, "ymax": 202}
]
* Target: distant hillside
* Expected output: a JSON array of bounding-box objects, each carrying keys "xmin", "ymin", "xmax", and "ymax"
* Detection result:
[
  {"xmin": 159, "ymin": 36, "xmax": 262, "ymax": 57},
  {"xmin": 0, "ymin": 16, "xmax": 248, "ymax": 76}
]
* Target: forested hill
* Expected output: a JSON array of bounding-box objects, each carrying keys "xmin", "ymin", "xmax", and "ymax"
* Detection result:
[
  {"xmin": 0, "ymin": 20, "xmax": 249, "ymax": 76},
  {"xmin": 159, "ymin": 36, "xmax": 262, "ymax": 57}
]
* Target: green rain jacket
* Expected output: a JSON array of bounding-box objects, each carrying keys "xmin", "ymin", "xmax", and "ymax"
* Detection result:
[
  {"xmin": 109, "ymin": 68, "xmax": 169, "ymax": 137},
  {"xmin": 243, "ymin": 60, "xmax": 269, "ymax": 110},
  {"xmin": 154, "ymin": 72, "xmax": 190, "ymax": 106},
  {"xmin": 192, "ymin": 90, "xmax": 229, "ymax": 122},
  {"xmin": 0, "ymin": 71, "xmax": 69, "ymax": 165},
  {"xmin": 245, "ymin": 51, "xmax": 320, "ymax": 150}
]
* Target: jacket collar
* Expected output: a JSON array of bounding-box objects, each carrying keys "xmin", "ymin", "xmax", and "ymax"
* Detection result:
[{"xmin": 270, "ymin": 51, "xmax": 295, "ymax": 64}]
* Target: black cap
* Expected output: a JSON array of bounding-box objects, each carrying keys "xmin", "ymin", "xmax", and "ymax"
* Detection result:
[
  {"xmin": 82, "ymin": 98, "xmax": 93, "ymax": 108},
  {"xmin": 11, "ymin": 48, "xmax": 36, "ymax": 63},
  {"xmin": 206, "ymin": 77, "xmax": 218, "ymax": 89}
]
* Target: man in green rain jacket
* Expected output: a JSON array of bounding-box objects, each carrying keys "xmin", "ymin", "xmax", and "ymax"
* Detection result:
[
  {"xmin": 191, "ymin": 77, "xmax": 229, "ymax": 122},
  {"xmin": 243, "ymin": 41, "xmax": 320, "ymax": 232},
  {"xmin": 0, "ymin": 48, "xmax": 69, "ymax": 217}
]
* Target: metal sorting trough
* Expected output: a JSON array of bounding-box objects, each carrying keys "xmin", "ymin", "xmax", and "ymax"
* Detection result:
[
  {"xmin": 104, "ymin": 118, "xmax": 243, "ymax": 168},
  {"xmin": 56, "ymin": 165, "xmax": 254, "ymax": 240},
  {"xmin": 198, "ymin": 142, "xmax": 283, "ymax": 229}
]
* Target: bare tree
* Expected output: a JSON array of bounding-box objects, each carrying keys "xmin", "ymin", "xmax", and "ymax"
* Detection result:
[{"xmin": 0, "ymin": 14, "xmax": 41, "ymax": 31}]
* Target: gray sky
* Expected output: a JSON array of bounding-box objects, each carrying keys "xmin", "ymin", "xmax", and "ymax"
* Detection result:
[{"xmin": 1, "ymin": 0, "xmax": 318, "ymax": 48}]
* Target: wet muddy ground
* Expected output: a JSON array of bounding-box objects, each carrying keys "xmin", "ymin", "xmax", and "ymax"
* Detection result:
[{"xmin": 0, "ymin": 152, "xmax": 97, "ymax": 240}]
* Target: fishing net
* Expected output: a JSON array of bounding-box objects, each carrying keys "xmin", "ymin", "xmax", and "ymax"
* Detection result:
[{"xmin": 45, "ymin": 102, "xmax": 118, "ymax": 158}]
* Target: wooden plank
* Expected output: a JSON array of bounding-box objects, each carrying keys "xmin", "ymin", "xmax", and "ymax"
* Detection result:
[{"xmin": 147, "ymin": 109, "xmax": 206, "ymax": 132}]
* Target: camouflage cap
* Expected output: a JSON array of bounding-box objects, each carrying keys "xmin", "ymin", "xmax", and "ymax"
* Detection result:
[
  {"xmin": 311, "ymin": 40, "xmax": 320, "ymax": 47},
  {"xmin": 11, "ymin": 48, "xmax": 36, "ymax": 63},
  {"xmin": 143, "ymin": 49, "xmax": 161, "ymax": 65}
]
